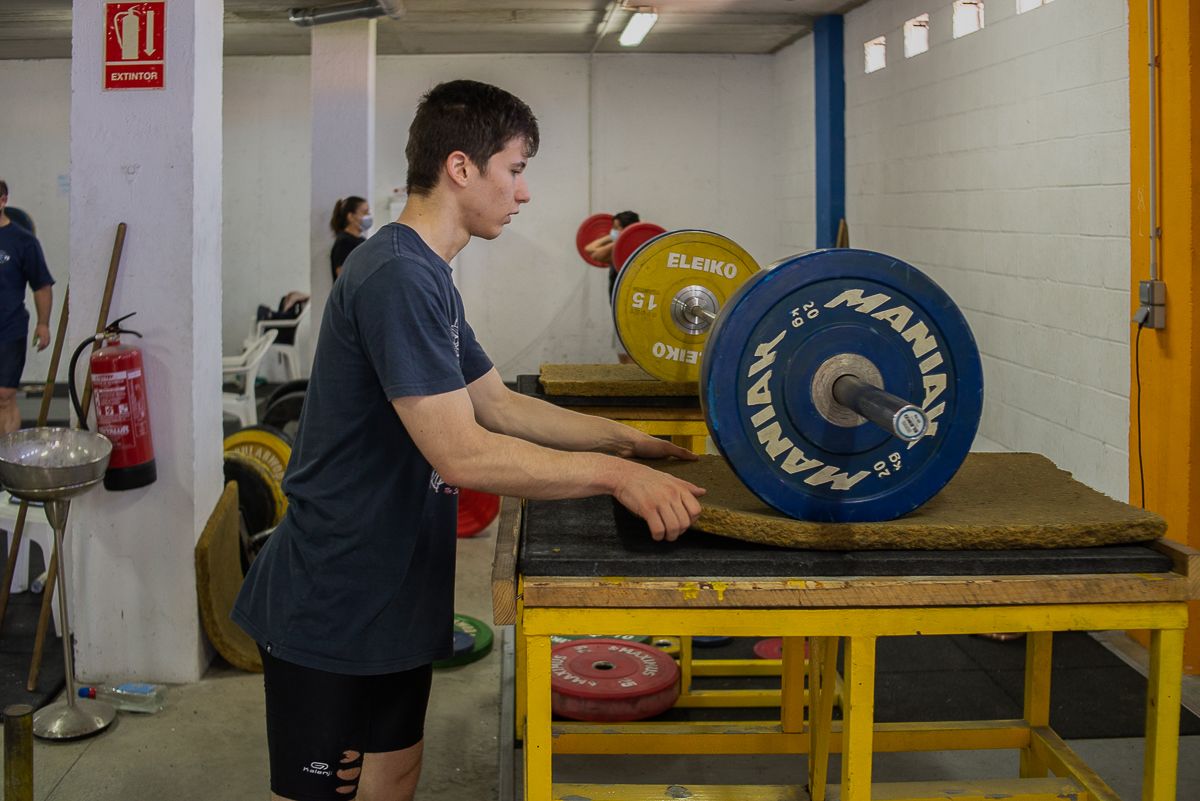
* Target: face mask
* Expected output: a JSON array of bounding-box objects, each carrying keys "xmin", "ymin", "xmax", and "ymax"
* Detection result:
[
  {"xmin": 360, "ymin": 215, "xmax": 373, "ymax": 232},
  {"xmin": 610, "ymin": 227, "xmax": 620, "ymax": 240}
]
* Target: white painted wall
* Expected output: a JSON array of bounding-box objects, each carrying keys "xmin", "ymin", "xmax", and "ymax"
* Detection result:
[
  {"xmin": 773, "ymin": 35, "xmax": 818, "ymax": 259},
  {"xmin": 842, "ymin": 0, "xmax": 1130, "ymax": 499},
  {"xmin": 220, "ymin": 52, "xmax": 781, "ymax": 376},
  {"xmin": 1, "ymin": 60, "xmax": 71, "ymax": 387},
  {"xmin": 67, "ymin": 0, "xmax": 223, "ymax": 684},
  {"xmin": 371, "ymin": 53, "xmax": 777, "ymax": 376},
  {"xmin": 222, "ymin": 57, "xmax": 312, "ymax": 368}
]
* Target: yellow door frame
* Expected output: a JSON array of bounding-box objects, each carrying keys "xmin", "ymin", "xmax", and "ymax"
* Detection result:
[{"xmin": 1129, "ymin": 0, "xmax": 1200, "ymax": 674}]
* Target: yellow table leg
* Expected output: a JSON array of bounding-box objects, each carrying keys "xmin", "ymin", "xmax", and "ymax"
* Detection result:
[
  {"xmin": 670, "ymin": 434, "xmax": 708, "ymax": 455},
  {"xmin": 1143, "ymin": 627, "xmax": 1185, "ymax": 801},
  {"xmin": 780, "ymin": 636, "xmax": 808, "ymax": 733},
  {"xmin": 841, "ymin": 635, "xmax": 876, "ymax": 801},
  {"xmin": 515, "ymin": 596, "xmax": 527, "ymax": 742},
  {"xmin": 808, "ymin": 637, "xmax": 839, "ymax": 801},
  {"xmin": 1020, "ymin": 631, "xmax": 1053, "ymax": 778},
  {"xmin": 680, "ymin": 635, "xmax": 695, "ymax": 695},
  {"xmin": 524, "ymin": 633, "xmax": 554, "ymax": 801}
]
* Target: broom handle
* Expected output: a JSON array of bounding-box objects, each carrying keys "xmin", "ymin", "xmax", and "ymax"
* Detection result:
[
  {"xmin": 0, "ymin": 288, "xmax": 72, "ymax": 633},
  {"xmin": 27, "ymin": 223, "xmax": 126, "ymax": 692}
]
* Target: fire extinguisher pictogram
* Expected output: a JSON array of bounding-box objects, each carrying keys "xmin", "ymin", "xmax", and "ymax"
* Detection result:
[{"xmin": 69, "ymin": 312, "xmax": 157, "ymax": 491}]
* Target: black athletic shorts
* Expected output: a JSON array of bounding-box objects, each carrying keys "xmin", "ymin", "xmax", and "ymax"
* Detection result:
[
  {"xmin": 259, "ymin": 646, "xmax": 433, "ymax": 801},
  {"xmin": 0, "ymin": 337, "xmax": 26, "ymax": 388}
]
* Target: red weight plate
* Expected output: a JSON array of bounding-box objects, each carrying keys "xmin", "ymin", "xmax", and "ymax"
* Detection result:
[
  {"xmin": 457, "ymin": 488, "xmax": 500, "ymax": 538},
  {"xmin": 752, "ymin": 637, "xmax": 782, "ymax": 660},
  {"xmin": 612, "ymin": 222, "xmax": 667, "ymax": 272},
  {"xmin": 751, "ymin": 638, "xmax": 810, "ymax": 660},
  {"xmin": 551, "ymin": 638, "xmax": 680, "ymax": 722},
  {"xmin": 576, "ymin": 213, "xmax": 615, "ymax": 267}
]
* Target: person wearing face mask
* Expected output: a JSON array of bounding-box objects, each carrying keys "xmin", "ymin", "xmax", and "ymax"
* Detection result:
[
  {"xmin": 329, "ymin": 195, "xmax": 373, "ymax": 281},
  {"xmin": 0, "ymin": 179, "xmax": 54, "ymax": 436},
  {"xmin": 584, "ymin": 209, "xmax": 640, "ymax": 301}
]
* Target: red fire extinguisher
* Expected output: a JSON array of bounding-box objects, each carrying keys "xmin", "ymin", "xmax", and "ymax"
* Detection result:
[{"xmin": 69, "ymin": 312, "xmax": 157, "ymax": 491}]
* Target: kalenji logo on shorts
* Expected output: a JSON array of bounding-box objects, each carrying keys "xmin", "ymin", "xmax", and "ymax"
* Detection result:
[{"xmin": 302, "ymin": 761, "xmax": 332, "ymax": 777}]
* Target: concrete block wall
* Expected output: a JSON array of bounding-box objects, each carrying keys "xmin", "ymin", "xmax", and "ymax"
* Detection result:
[{"xmin": 842, "ymin": 0, "xmax": 1131, "ymax": 499}]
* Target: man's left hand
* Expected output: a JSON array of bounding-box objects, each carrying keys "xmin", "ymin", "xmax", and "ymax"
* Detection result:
[{"xmin": 32, "ymin": 324, "xmax": 50, "ymax": 351}]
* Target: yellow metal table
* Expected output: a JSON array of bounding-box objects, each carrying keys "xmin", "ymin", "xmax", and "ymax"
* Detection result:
[{"xmin": 492, "ymin": 496, "xmax": 1199, "ymax": 801}]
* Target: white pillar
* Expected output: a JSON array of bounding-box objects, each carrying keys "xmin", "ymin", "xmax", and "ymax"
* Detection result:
[
  {"xmin": 66, "ymin": 0, "xmax": 223, "ymax": 682},
  {"xmin": 309, "ymin": 20, "xmax": 377, "ymax": 353}
]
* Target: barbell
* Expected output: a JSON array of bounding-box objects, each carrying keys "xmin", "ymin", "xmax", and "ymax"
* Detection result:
[{"xmin": 611, "ymin": 231, "xmax": 984, "ymax": 522}]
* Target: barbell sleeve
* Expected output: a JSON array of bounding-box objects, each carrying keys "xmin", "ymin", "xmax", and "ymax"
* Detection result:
[
  {"xmin": 831, "ymin": 374, "xmax": 928, "ymax": 442},
  {"xmin": 672, "ymin": 298, "xmax": 718, "ymax": 324}
]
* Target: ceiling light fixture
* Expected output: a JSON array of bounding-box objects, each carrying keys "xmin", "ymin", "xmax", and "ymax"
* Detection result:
[
  {"xmin": 289, "ymin": 0, "xmax": 404, "ymax": 27},
  {"xmin": 618, "ymin": 7, "xmax": 658, "ymax": 47}
]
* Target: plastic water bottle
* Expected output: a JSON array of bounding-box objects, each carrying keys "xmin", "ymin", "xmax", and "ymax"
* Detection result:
[{"xmin": 78, "ymin": 683, "xmax": 166, "ymax": 713}]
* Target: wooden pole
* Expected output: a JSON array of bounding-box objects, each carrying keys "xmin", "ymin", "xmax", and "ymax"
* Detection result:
[
  {"xmin": 0, "ymin": 288, "xmax": 71, "ymax": 631},
  {"xmin": 26, "ymin": 223, "xmax": 125, "ymax": 692}
]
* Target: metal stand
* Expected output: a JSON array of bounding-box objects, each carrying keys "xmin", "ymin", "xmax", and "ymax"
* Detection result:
[
  {"xmin": 31, "ymin": 499, "xmax": 114, "ymax": 740},
  {"xmin": 0, "ymin": 428, "xmax": 118, "ymax": 741}
]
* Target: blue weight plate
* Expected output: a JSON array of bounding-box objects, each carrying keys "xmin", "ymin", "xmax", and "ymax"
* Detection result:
[
  {"xmin": 691, "ymin": 636, "xmax": 732, "ymax": 647},
  {"xmin": 700, "ymin": 249, "xmax": 983, "ymax": 522}
]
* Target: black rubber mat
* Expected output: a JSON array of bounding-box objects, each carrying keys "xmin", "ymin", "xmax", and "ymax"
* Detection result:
[
  {"xmin": 0, "ymin": 589, "xmax": 66, "ymax": 717},
  {"xmin": 521, "ymin": 496, "xmax": 1175, "ymax": 577}
]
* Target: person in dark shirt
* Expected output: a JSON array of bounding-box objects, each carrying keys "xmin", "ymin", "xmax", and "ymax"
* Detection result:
[
  {"xmin": 585, "ymin": 209, "xmax": 640, "ymax": 299},
  {"xmin": 329, "ymin": 195, "xmax": 372, "ymax": 281},
  {"xmin": 0, "ymin": 180, "xmax": 54, "ymax": 436},
  {"xmin": 233, "ymin": 80, "xmax": 704, "ymax": 801}
]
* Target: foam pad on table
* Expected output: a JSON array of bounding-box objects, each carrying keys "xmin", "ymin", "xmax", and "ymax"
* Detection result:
[
  {"xmin": 640, "ymin": 452, "xmax": 1165, "ymax": 550},
  {"xmin": 538, "ymin": 363, "xmax": 698, "ymax": 397}
]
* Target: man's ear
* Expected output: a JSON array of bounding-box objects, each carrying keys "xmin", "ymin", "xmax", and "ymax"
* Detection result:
[{"xmin": 445, "ymin": 151, "xmax": 471, "ymax": 188}]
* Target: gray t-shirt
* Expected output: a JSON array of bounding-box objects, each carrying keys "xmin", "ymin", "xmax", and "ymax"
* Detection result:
[{"xmin": 233, "ymin": 223, "xmax": 493, "ymax": 674}]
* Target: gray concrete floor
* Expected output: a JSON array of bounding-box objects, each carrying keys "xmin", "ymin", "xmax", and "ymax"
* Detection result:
[{"xmin": 3, "ymin": 514, "xmax": 1200, "ymax": 800}]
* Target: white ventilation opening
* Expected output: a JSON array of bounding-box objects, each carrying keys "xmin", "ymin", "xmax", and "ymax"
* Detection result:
[
  {"xmin": 1017, "ymin": 0, "xmax": 1054, "ymax": 12},
  {"xmin": 864, "ymin": 36, "xmax": 886, "ymax": 73},
  {"xmin": 904, "ymin": 14, "xmax": 930, "ymax": 58},
  {"xmin": 953, "ymin": 0, "xmax": 985, "ymax": 38}
]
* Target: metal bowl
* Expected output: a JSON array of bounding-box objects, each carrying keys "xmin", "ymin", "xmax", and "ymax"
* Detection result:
[{"xmin": 0, "ymin": 427, "xmax": 112, "ymax": 502}]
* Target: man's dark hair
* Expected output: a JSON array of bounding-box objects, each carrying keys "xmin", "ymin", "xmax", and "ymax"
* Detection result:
[
  {"xmin": 614, "ymin": 211, "xmax": 640, "ymax": 228},
  {"xmin": 405, "ymin": 80, "xmax": 540, "ymax": 196},
  {"xmin": 0, "ymin": 179, "xmax": 7, "ymax": 198}
]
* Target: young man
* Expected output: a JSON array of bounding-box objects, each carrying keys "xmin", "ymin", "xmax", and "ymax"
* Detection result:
[
  {"xmin": 0, "ymin": 180, "xmax": 54, "ymax": 435},
  {"xmin": 233, "ymin": 80, "xmax": 705, "ymax": 801}
]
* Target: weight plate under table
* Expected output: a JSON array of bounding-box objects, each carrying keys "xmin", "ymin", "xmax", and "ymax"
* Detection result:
[
  {"xmin": 550, "ymin": 638, "xmax": 680, "ymax": 722},
  {"xmin": 700, "ymin": 248, "xmax": 983, "ymax": 522}
]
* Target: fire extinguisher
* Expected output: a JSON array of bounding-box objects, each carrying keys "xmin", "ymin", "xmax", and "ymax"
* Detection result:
[{"xmin": 68, "ymin": 312, "xmax": 157, "ymax": 491}]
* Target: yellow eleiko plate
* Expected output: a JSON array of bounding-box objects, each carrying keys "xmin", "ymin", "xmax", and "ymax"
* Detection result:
[{"xmin": 612, "ymin": 230, "xmax": 761, "ymax": 383}]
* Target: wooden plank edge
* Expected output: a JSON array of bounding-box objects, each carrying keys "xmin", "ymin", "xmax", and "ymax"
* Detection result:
[
  {"xmin": 1149, "ymin": 537, "xmax": 1200, "ymax": 598},
  {"xmin": 490, "ymin": 496, "xmax": 523, "ymax": 626},
  {"xmin": 521, "ymin": 573, "xmax": 1192, "ymax": 608}
]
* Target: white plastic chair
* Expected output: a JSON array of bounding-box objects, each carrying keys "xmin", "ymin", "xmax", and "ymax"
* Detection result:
[
  {"xmin": 222, "ymin": 329, "xmax": 278, "ymax": 427},
  {"xmin": 251, "ymin": 302, "xmax": 310, "ymax": 381},
  {"xmin": 0, "ymin": 491, "xmax": 59, "ymax": 635}
]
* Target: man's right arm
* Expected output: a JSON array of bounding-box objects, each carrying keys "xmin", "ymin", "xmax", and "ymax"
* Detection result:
[{"xmin": 392, "ymin": 388, "xmax": 704, "ymax": 541}]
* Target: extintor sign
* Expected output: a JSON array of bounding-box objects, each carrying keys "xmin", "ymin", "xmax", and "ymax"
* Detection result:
[{"xmin": 104, "ymin": 3, "xmax": 166, "ymax": 90}]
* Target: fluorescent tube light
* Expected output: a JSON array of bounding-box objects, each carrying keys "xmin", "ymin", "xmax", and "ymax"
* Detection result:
[{"xmin": 619, "ymin": 10, "xmax": 658, "ymax": 47}]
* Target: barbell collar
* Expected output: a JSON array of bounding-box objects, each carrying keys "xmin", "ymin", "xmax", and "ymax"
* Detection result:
[{"xmin": 831, "ymin": 374, "xmax": 928, "ymax": 442}]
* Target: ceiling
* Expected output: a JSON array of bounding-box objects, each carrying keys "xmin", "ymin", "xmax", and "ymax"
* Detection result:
[{"xmin": 0, "ymin": 0, "xmax": 867, "ymax": 59}]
